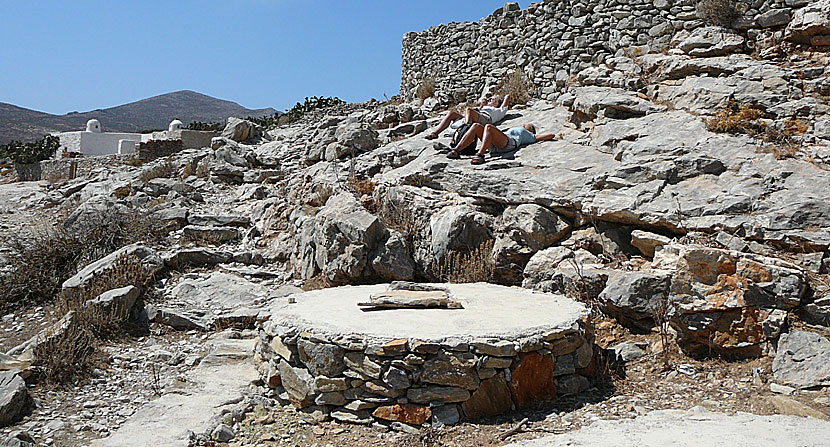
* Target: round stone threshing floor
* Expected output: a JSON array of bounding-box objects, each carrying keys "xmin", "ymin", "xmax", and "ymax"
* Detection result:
[{"xmin": 265, "ymin": 283, "xmax": 589, "ymax": 344}]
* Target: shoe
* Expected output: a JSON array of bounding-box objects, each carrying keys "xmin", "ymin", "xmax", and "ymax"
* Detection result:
[
  {"xmin": 471, "ymin": 154, "xmax": 485, "ymax": 165},
  {"xmin": 425, "ymin": 132, "xmax": 438, "ymax": 140},
  {"xmin": 446, "ymin": 150, "xmax": 461, "ymax": 159}
]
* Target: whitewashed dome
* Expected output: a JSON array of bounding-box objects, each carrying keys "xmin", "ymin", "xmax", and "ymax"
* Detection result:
[
  {"xmin": 168, "ymin": 119, "xmax": 183, "ymax": 131},
  {"xmin": 86, "ymin": 119, "xmax": 102, "ymax": 133}
]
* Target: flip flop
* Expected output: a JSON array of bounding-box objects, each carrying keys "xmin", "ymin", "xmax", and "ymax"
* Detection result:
[
  {"xmin": 446, "ymin": 150, "xmax": 461, "ymax": 159},
  {"xmin": 471, "ymin": 154, "xmax": 486, "ymax": 165}
]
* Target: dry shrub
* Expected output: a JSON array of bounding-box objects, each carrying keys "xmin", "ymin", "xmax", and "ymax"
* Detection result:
[
  {"xmin": 431, "ymin": 240, "xmax": 495, "ymax": 283},
  {"xmin": 35, "ymin": 254, "xmax": 153, "ymax": 385},
  {"xmin": 127, "ymin": 157, "xmax": 144, "ymax": 167},
  {"xmin": 416, "ymin": 77, "xmax": 437, "ymax": 100},
  {"xmin": 139, "ymin": 159, "xmax": 178, "ymax": 183},
  {"xmin": 378, "ymin": 198, "xmax": 419, "ymax": 257},
  {"xmin": 495, "ymin": 70, "xmax": 535, "ymax": 105},
  {"xmin": 347, "ymin": 177, "xmax": 377, "ymax": 197},
  {"xmin": 761, "ymin": 118, "xmax": 808, "ymax": 159},
  {"xmin": 697, "ymin": 0, "xmax": 741, "ymax": 28},
  {"xmin": 0, "ymin": 209, "xmax": 163, "ymax": 312},
  {"xmin": 705, "ymin": 100, "xmax": 765, "ymax": 134}
]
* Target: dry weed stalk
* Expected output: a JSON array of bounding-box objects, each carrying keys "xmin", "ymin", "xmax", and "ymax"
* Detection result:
[{"xmin": 432, "ymin": 240, "xmax": 495, "ymax": 284}]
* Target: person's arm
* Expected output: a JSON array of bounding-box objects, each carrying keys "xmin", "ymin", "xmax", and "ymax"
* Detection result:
[
  {"xmin": 500, "ymin": 94, "xmax": 511, "ymax": 109},
  {"xmin": 535, "ymin": 133, "xmax": 556, "ymax": 142},
  {"xmin": 478, "ymin": 83, "xmax": 489, "ymax": 107}
]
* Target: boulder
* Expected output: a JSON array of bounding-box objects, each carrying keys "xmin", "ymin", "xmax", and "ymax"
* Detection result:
[
  {"xmin": 429, "ymin": 205, "xmax": 492, "ymax": 261},
  {"xmin": 335, "ymin": 123, "xmax": 379, "ymax": 153},
  {"xmin": 572, "ymin": 86, "xmax": 662, "ymax": 119},
  {"xmin": 678, "ymin": 27, "xmax": 745, "ymax": 57},
  {"xmin": 371, "ymin": 231, "xmax": 415, "ymax": 281},
  {"xmin": 62, "ymin": 244, "xmax": 163, "ymax": 292},
  {"xmin": 296, "ymin": 192, "xmax": 386, "ymax": 284},
  {"xmin": 785, "ymin": 0, "xmax": 830, "ymax": 44},
  {"xmin": 757, "ymin": 9, "xmax": 792, "ymax": 28},
  {"xmin": 0, "ymin": 431, "xmax": 36, "ymax": 447},
  {"xmin": 221, "ymin": 117, "xmax": 260, "ymax": 142},
  {"xmin": 85, "ymin": 286, "xmax": 141, "ymax": 321},
  {"xmin": 630, "ymin": 230, "xmax": 672, "ymax": 258},
  {"xmin": 598, "ymin": 271, "xmax": 671, "ymax": 330},
  {"xmin": 0, "ymin": 372, "xmax": 34, "ymax": 427},
  {"xmin": 773, "ymin": 330, "xmax": 830, "ymax": 388}
]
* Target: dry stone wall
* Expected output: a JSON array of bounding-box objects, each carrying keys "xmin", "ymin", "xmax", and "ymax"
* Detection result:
[{"xmin": 401, "ymin": 0, "xmax": 804, "ymax": 102}]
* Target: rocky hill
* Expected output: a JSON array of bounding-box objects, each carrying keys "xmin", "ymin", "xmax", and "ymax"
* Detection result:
[
  {"xmin": 0, "ymin": 90, "xmax": 276, "ymax": 144},
  {"xmin": 2, "ymin": 1, "xmax": 830, "ymax": 446}
]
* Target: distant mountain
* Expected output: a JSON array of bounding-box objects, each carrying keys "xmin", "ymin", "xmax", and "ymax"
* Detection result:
[{"xmin": 0, "ymin": 90, "xmax": 277, "ymax": 144}]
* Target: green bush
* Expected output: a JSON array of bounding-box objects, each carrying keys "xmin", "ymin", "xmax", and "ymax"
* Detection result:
[
  {"xmin": 186, "ymin": 121, "xmax": 222, "ymax": 131},
  {"xmin": 0, "ymin": 135, "xmax": 60, "ymax": 164},
  {"xmin": 248, "ymin": 96, "xmax": 345, "ymax": 129}
]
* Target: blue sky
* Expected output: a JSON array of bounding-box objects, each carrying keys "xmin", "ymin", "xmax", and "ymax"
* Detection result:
[{"xmin": 0, "ymin": 0, "xmax": 528, "ymax": 115}]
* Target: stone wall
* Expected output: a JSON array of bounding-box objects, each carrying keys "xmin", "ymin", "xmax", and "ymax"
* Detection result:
[
  {"xmin": 401, "ymin": 0, "xmax": 802, "ymax": 101},
  {"xmin": 39, "ymin": 155, "xmax": 134, "ymax": 182},
  {"xmin": 257, "ymin": 320, "xmax": 595, "ymax": 425}
]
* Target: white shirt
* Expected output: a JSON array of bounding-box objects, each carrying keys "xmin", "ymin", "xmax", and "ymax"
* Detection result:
[{"xmin": 481, "ymin": 105, "xmax": 508, "ymax": 123}]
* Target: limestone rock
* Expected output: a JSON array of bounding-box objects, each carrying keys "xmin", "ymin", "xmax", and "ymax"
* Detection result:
[
  {"xmin": 630, "ymin": 230, "xmax": 671, "ymax": 258},
  {"xmin": 678, "ymin": 27, "xmax": 745, "ymax": 57},
  {"xmin": 85, "ymin": 285, "xmax": 141, "ymax": 321},
  {"xmin": 407, "ymin": 386, "xmax": 470, "ymax": 404},
  {"xmin": 297, "ymin": 340, "xmax": 346, "ymax": 377},
  {"xmin": 221, "ymin": 117, "xmax": 259, "ymax": 142},
  {"xmin": 62, "ymin": 243, "xmax": 163, "ymax": 292},
  {"xmin": 773, "ymin": 330, "xmax": 830, "ymax": 388},
  {"xmin": 785, "ymin": 0, "xmax": 830, "ymax": 44},
  {"xmin": 421, "ymin": 351, "xmax": 480, "ymax": 390},
  {"xmin": 278, "ymin": 360, "xmax": 315, "ymax": 408},
  {"xmin": 0, "ymin": 372, "xmax": 34, "ymax": 427},
  {"xmin": 598, "ymin": 271, "xmax": 671, "ymax": 330},
  {"xmin": 572, "ymin": 86, "xmax": 662, "ymax": 118}
]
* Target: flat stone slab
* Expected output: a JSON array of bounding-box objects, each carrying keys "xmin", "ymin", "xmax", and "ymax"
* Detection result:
[
  {"xmin": 263, "ymin": 283, "xmax": 588, "ymax": 345},
  {"xmin": 506, "ymin": 409, "xmax": 830, "ymax": 447},
  {"xmin": 91, "ymin": 333, "xmax": 257, "ymax": 447}
]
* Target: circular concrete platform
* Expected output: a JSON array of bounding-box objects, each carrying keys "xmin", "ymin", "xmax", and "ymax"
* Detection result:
[
  {"xmin": 263, "ymin": 283, "xmax": 589, "ymax": 346},
  {"xmin": 257, "ymin": 283, "xmax": 594, "ymax": 426}
]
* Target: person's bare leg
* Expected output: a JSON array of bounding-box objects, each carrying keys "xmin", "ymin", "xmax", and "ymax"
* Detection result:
[
  {"xmin": 478, "ymin": 124, "xmax": 510, "ymax": 156},
  {"xmin": 428, "ymin": 110, "xmax": 463, "ymax": 138},
  {"xmin": 454, "ymin": 123, "xmax": 484, "ymax": 151},
  {"xmin": 464, "ymin": 107, "xmax": 481, "ymax": 124}
]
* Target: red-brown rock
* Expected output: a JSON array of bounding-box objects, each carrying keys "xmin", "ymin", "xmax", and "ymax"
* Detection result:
[
  {"xmin": 372, "ymin": 404, "xmax": 432, "ymax": 425},
  {"xmin": 461, "ymin": 374, "xmax": 514, "ymax": 420},
  {"xmin": 509, "ymin": 352, "xmax": 557, "ymax": 408}
]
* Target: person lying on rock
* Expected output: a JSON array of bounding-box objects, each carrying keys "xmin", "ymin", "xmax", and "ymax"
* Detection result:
[
  {"xmin": 425, "ymin": 86, "xmax": 511, "ymax": 140},
  {"xmin": 446, "ymin": 123, "xmax": 555, "ymax": 165}
]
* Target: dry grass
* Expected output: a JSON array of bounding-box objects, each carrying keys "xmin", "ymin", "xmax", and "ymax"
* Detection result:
[
  {"xmin": 705, "ymin": 100, "xmax": 765, "ymax": 135},
  {"xmin": 347, "ymin": 177, "xmax": 377, "ymax": 197},
  {"xmin": 416, "ymin": 77, "xmax": 437, "ymax": 101},
  {"xmin": 697, "ymin": 0, "xmax": 741, "ymax": 28},
  {"xmin": 0, "ymin": 209, "xmax": 163, "ymax": 312},
  {"xmin": 495, "ymin": 70, "xmax": 535, "ymax": 105},
  {"xmin": 431, "ymin": 240, "xmax": 495, "ymax": 283},
  {"xmin": 35, "ymin": 254, "xmax": 154, "ymax": 386}
]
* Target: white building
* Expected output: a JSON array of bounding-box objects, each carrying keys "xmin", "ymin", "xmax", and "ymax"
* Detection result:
[
  {"xmin": 55, "ymin": 119, "xmax": 218, "ymax": 158},
  {"xmin": 55, "ymin": 119, "xmax": 142, "ymax": 157}
]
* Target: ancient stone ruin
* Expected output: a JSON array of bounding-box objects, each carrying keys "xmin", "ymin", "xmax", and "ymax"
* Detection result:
[{"xmin": 256, "ymin": 283, "xmax": 594, "ymax": 426}]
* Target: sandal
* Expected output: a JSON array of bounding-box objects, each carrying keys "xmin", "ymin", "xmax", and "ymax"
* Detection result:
[
  {"xmin": 425, "ymin": 132, "xmax": 438, "ymax": 140},
  {"xmin": 471, "ymin": 154, "xmax": 486, "ymax": 165},
  {"xmin": 446, "ymin": 150, "xmax": 461, "ymax": 159}
]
